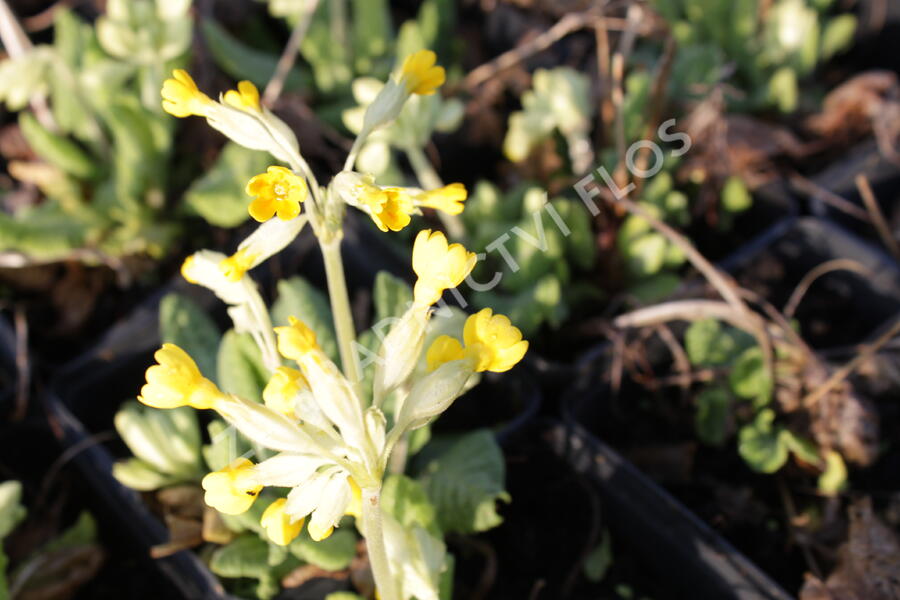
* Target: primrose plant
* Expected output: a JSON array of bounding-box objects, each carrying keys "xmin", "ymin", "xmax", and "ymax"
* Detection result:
[{"xmin": 137, "ymin": 51, "xmax": 528, "ymax": 600}]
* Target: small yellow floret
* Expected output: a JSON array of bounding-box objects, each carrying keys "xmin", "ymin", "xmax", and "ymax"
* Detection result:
[
  {"xmin": 274, "ymin": 316, "xmax": 319, "ymax": 360},
  {"xmin": 223, "ymin": 80, "xmax": 261, "ymax": 112},
  {"xmin": 345, "ymin": 478, "xmax": 363, "ymax": 519},
  {"xmin": 426, "ymin": 335, "xmax": 466, "ymax": 372},
  {"xmin": 180, "ymin": 255, "xmax": 199, "ymax": 284},
  {"xmin": 262, "ymin": 366, "xmax": 307, "ymax": 416},
  {"xmin": 260, "ymin": 498, "xmax": 304, "ymax": 545},
  {"xmin": 419, "ymin": 183, "xmax": 467, "ymax": 215},
  {"xmin": 161, "ymin": 70, "xmax": 215, "ymax": 118},
  {"xmin": 463, "ymin": 308, "xmax": 529, "ymax": 372},
  {"xmin": 219, "ymin": 248, "xmax": 258, "ymax": 282},
  {"xmin": 139, "ymin": 343, "xmax": 222, "ymax": 409},
  {"xmin": 399, "ymin": 50, "xmax": 446, "ymax": 95},
  {"xmin": 201, "ymin": 458, "xmax": 262, "ymax": 515},
  {"xmin": 412, "ymin": 229, "xmax": 477, "ymax": 306},
  {"xmin": 246, "ymin": 166, "xmax": 307, "ymax": 222},
  {"xmin": 359, "ymin": 183, "xmax": 415, "ymax": 232}
]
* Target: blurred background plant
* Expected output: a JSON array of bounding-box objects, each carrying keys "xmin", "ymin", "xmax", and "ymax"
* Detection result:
[{"xmin": 0, "ymin": 0, "xmax": 195, "ymax": 265}]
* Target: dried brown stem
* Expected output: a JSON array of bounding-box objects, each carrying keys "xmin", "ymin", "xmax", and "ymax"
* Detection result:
[
  {"xmin": 802, "ymin": 313, "xmax": 900, "ymax": 408},
  {"xmin": 783, "ymin": 258, "xmax": 872, "ymax": 320},
  {"xmin": 789, "ymin": 173, "xmax": 871, "ymax": 223},
  {"xmin": 263, "ymin": 0, "xmax": 320, "ymax": 106},
  {"xmin": 461, "ymin": 12, "xmax": 617, "ymax": 91},
  {"xmin": 855, "ymin": 174, "xmax": 900, "ymax": 261}
]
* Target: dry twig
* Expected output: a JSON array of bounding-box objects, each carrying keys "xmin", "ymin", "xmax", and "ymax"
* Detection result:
[
  {"xmin": 855, "ymin": 174, "xmax": 900, "ymax": 261},
  {"xmin": 263, "ymin": 0, "xmax": 320, "ymax": 106}
]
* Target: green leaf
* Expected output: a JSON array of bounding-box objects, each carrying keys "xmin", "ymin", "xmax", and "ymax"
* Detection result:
[
  {"xmin": 201, "ymin": 19, "xmax": 309, "ymax": 91},
  {"xmin": 217, "ymin": 330, "xmax": 269, "ymax": 402},
  {"xmin": 622, "ymin": 232, "xmax": 667, "ymax": 278},
  {"xmin": 0, "ymin": 481, "xmax": 26, "ymax": 540},
  {"xmin": 695, "ymin": 386, "xmax": 731, "ymax": 446},
  {"xmin": 300, "ymin": 3, "xmax": 353, "ymax": 94},
  {"xmin": 721, "ymin": 176, "xmax": 752, "ymax": 214},
  {"xmin": 112, "ymin": 457, "xmax": 178, "ymax": 491},
  {"xmin": 159, "ymin": 293, "xmax": 221, "ymax": 382},
  {"xmin": 685, "ymin": 319, "xmax": 754, "ymax": 367},
  {"xmin": 326, "ymin": 594, "xmax": 365, "ymax": 600},
  {"xmin": 373, "ymin": 271, "xmax": 413, "ymax": 323},
  {"xmin": 184, "ymin": 143, "xmax": 271, "ymax": 227},
  {"xmin": 818, "ymin": 450, "xmax": 847, "ymax": 496},
  {"xmin": 820, "ymin": 15, "xmax": 857, "ymax": 60},
  {"xmin": 583, "ymin": 530, "xmax": 613, "ymax": 583},
  {"xmin": 416, "ymin": 430, "xmax": 510, "ymax": 534},
  {"xmin": 781, "ymin": 430, "xmax": 821, "ymax": 466},
  {"xmin": 729, "ymin": 346, "xmax": 772, "ymax": 406},
  {"xmin": 351, "ymin": 0, "xmax": 392, "ymax": 74},
  {"xmin": 203, "ymin": 419, "xmax": 251, "ymax": 472},
  {"xmin": 289, "ymin": 527, "xmax": 357, "ymax": 571},
  {"xmin": 41, "ymin": 512, "xmax": 96, "ymax": 554},
  {"xmin": 271, "ymin": 277, "xmax": 338, "ymax": 363},
  {"xmin": 554, "ymin": 198, "xmax": 595, "ymax": 270},
  {"xmin": 18, "ymin": 112, "xmax": 98, "ymax": 179},
  {"xmin": 627, "ymin": 273, "xmax": 680, "ymax": 303},
  {"xmin": 209, "ymin": 534, "xmax": 270, "ymax": 579},
  {"xmin": 382, "ymin": 474, "xmax": 440, "ymax": 536},
  {"xmin": 0, "ymin": 547, "xmax": 8, "ymax": 600},
  {"xmin": 768, "ymin": 66, "xmax": 798, "ymax": 113},
  {"xmin": 738, "ymin": 409, "xmax": 788, "ymax": 473}
]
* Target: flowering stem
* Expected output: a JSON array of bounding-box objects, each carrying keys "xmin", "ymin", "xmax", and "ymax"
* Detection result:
[
  {"xmin": 404, "ymin": 145, "xmax": 465, "ymax": 240},
  {"xmin": 362, "ymin": 486, "xmax": 400, "ymax": 600},
  {"xmin": 320, "ymin": 237, "xmax": 364, "ymax": 400}
]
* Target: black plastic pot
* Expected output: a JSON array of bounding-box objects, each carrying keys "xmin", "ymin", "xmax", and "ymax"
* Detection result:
[
  {"xmin": 720, "ymin": 216, "xmax": 900, "ymax": 349},
  {"xmin": 806, "ymin": 141, "xmax": 900, "ymax": 254},
  {"xmin": 546, "ymin": 419, "xmax": 794, "ymax": 600}
]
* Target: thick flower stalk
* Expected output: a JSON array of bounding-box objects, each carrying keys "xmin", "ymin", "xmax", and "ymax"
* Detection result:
[{"xmin": 146, "ymin": 49, "xmax": 528, "ymax": 600}]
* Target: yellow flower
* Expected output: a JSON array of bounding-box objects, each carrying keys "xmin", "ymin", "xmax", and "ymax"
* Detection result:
[
  {"xmin": 262, "ymin": 366, "xmax": 307, "ymax": 416},
  {"xmin": 139, "ymin": 344, "xmax": 222, "ymax": 409},
  {"xmin": 345, "ymin": 477, "xmax": 363, "ymax": 519},
  {"xmin": 223, "ymin": 80, "xmax": 261, "ymax": 112},
  {"xmin": 246, "ymin": 166, "xmax": 307, "ymax": 222},
  {"xmin": 412, "ymin": 229, "xmax": 477, "ymax": 306},
  {"xmin": 201, "ymin": 458, "xmax": 263, "ymax": 515},
  {"xmin": 418, "ymin": 183, "xmax": 467, "ymax": 215},
  {"xmin": 426, "ymin": 335, "xmax": 466, "ymax": 372},
  {"xmin": 219, "ymin": 248, "xmax": 258, "ymax": 282},
  {"xmin": 161, "ymin": 70, "xmax": 216, "ymax": 118},
  {"xmin": 275, "ymin": 316, "xmax": 319, "ymax": 360},
  {"xmin": 463, "ymin": 308, "xmax": 528, "ymax": 372},
  {"xmin": 261, "ymin": 498, "xmax": 304, "ymax": 545},
  {"xmin": 400, "ymin": 50, "xmax": 446, "ymax": 95},
  {"xmin": 359, "ymin": 183, "xmax": 415, "ymax": 232}
]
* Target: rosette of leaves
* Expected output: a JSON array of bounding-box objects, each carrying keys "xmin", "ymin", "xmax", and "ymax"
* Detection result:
[
  {"xmin": 683, "ymin": 318, "xmax": 847, "ymax": 494},
  {"xmin": 504, "ymin": 67, "xmax": 595, "ymax": 173},
  {"xmin": 655, "ymin": 0, "xmax": 857, "ymax": 112},
  {"xmin": 0, "ymin": 2, "xmax": 271, "ymax": 263}
]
